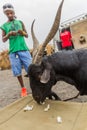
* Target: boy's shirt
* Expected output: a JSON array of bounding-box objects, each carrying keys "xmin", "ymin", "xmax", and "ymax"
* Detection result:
[{"xmin": 0, "ymin": 19, "xmax": 29, "ymax": 53}]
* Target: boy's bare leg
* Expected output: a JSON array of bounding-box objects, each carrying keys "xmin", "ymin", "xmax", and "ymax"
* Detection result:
[
  {"xmin": 17, "ymin": 75, "xmax": 24, "ymax": 88},
  {"xmin": 17, "ymin": 75, "xmax": 27, "ymax": 97}
]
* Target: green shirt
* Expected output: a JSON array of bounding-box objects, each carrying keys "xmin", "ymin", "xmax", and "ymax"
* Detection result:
[{"xmin": 0, "ymin": 19, "xmax": 29, "ymax": 53}]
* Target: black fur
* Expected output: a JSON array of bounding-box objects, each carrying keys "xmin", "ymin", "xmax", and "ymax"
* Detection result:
[{"xmin": 28, "ymin": 49, "xmax": 87, "ymax": 104}]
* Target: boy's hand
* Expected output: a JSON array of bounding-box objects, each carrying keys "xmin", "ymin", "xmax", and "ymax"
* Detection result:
[
  {"xmin": 8, "ymin": 31, "xmax": 17, "ymax": 36},
  {"xmin": 17, "ymin": 30, "xmax": 26, "ymax": 36}
]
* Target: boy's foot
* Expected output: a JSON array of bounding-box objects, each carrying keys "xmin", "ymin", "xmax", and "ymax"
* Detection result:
[{"xmin": 21, "ymin": 87, "xmax": 27, "ymax": 97}]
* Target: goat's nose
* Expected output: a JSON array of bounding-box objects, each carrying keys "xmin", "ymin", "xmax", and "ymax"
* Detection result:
[
  {"xmin": 34, "ymin": 96, "xmax": 41, "ymax": 104},
  {"xmin": 35, "ymin": 96, "xmax": 39, "ymax": 100}
]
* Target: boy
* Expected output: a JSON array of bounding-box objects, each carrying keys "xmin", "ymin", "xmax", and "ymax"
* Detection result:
[{"xmin": 0, "ymin": 3, "xmax": 32, "ymax": 97}]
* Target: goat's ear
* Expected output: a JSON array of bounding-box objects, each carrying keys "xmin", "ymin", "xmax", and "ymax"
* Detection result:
[{"xmin": 40, "ymin": 69, "xmax": 51, "ymax": 83}]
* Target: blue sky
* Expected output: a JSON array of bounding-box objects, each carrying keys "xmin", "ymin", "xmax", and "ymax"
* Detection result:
[{"xmin": 0, "ymin": 0, "xmax": 87, "ymax": 51}]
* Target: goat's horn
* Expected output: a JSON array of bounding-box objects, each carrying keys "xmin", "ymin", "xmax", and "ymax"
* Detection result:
[
  {"xmin": 34, "ymin": 0, "xmax": 64, "ymax": 64},
  {"xmin": 31, "ymin": 19, "xmax": 39, "ymax": 60}
]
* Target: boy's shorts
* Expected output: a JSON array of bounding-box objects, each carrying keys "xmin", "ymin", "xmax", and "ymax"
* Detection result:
[{"xmin": 9, "ymin": 51, "xmax": 32, "ymax": 76}]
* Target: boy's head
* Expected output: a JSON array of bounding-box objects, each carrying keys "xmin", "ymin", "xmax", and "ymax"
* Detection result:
[{"xmin": 3, "ymin": 3, "xmax": 15, "ymax": 21}]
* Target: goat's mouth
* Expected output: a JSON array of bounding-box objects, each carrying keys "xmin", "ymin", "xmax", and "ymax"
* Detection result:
[
  {"xmin": 33, "ymin": 95, "xmax": 41, "ymax": 104},
  {"xmin": 33, "ymin": 95, "xmax": 45, "ymax": 104}
]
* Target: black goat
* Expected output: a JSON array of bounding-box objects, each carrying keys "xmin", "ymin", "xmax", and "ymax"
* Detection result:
[{"xmin": 28, "ymin": 49, "xmax": 87, "ymax": 104}]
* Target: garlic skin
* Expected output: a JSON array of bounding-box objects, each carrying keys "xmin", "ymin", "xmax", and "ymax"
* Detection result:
[
  {"xmin": 23, "ymin": 105, "xmax": 33, "ymax": 111},
  {"xmin": 44, "ymin": 104, "xmax": 50, "ymax": 112},
  {"xmin": 57, "ymin": 116, "xmax": 62, "ymax": 123}
]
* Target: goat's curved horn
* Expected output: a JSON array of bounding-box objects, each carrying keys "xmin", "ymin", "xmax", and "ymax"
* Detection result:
[
  {"xmin": 31, "ymin": 19, "xmax": 39, "ymax": 60},
  {"xmin": 34, "ymin": 0, "xmax": 64, "ymax": 64}
]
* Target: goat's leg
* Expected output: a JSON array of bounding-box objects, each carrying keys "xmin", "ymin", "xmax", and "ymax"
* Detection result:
[{"xmin": 48, "ymin": 91, "xmax": 61, "ymax": 100}]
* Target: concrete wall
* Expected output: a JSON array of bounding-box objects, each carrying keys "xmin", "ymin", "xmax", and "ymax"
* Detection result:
[{"xmin": 71, "ymin": 19, "xmax": 87, "ymax": 49}]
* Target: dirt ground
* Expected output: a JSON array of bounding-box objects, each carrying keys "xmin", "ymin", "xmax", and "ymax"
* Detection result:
[
  {"xmin": 0, "ymin": 69, "xmax": 32, "ymax": 108},
  {"xmin": 0, "ymin": 69, "xmax": 87, "ymax": 109}
]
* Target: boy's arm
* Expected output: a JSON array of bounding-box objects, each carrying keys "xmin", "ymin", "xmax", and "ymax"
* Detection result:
[
  {"xmin": 22, "ymin": 22, "xmax": 28, "ymax": 38},
  {"xmin": 2, "ymin": 30, "xmax": 10, "ymax": 42},
  {"xmin": 2, "ymin": 30, "xmax": 17, "ymax": 42},
  {"xmin": 18, "ymin": 21, "xmax": 28, "ymax": 38}
]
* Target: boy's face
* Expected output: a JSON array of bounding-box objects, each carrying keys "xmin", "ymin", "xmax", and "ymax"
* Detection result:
[{"xmin": 5, "ymin": 10, "xmax": 15, "ymax": 21}]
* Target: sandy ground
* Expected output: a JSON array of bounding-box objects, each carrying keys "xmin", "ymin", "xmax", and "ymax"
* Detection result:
[{"xmin": 0, "ymin": 69, "xmax": 87, "ymax": 109}]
